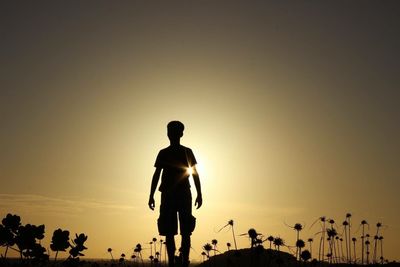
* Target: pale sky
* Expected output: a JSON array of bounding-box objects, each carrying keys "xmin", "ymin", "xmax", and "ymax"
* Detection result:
[{"xmin": 1, "ymin": 1, "xmax": 399, "ymax": 262}]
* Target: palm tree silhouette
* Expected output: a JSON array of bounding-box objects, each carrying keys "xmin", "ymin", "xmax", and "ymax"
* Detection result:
[
  {"xmin": 266, "ymin": 235, "xmax": 274, "ymax": 250},
  {"xmin": 273, "ymin": 237, "xmax": 284, "ymax": 251},
  {"xmin": 211, "ymin": 239, "xmax": 218, "ymax": 257},
  {"xmin": 203, "ymin": 243, "xmax": 213, "ymax": 255},
  {"xmin": 292, "ymin": 223, "xmax": 303, "ymax": 260},
  {"xmin": 296, "ymin": 239, "xmax": 305, "ymax": 261}
]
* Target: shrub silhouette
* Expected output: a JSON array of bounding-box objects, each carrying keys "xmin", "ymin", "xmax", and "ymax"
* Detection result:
[
  {"xmin": 50, "ymin": 229, "xmax": 70, "ymax": 261},
  {"xmin": 300, "ymin": 249, "xmax": 311, "ymax": 262},
  {"xmin": 1, "ymin": 213, "xmax": 89, "ymax": 264},
  {"xmin": 15, "ymin": 223, "xmax": 47, "ymax": 260},
  {"xmin": 69, "ymin": 233, "xmax": 88, "ymax": 258},
  {"xmin": 0, "ymin": 213, "xmax": 21, "ymax": 258}
]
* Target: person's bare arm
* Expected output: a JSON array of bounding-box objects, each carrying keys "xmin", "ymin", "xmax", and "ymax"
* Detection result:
[
  {"xmin": 148, "ymin": 167, "xmax": 162, "ymax": 210},
  {"xmin": 192, "ymin": 165, "xmax": 202, "ymax": 209}
]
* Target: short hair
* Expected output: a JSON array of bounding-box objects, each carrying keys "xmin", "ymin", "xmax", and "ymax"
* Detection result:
[{"xmin": 167, "ymin": 121, "xmax": 185, "ymax": 135}]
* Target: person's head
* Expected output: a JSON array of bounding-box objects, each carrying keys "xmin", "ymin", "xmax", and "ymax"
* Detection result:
[{"xmin": 167, "ymin": 121, "xmax": 184, "ymax": 144}]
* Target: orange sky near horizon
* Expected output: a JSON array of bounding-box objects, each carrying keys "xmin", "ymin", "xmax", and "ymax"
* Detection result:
[{"xmin": 1, "ymin": 1, "xmax": 399, "ymax": 262}]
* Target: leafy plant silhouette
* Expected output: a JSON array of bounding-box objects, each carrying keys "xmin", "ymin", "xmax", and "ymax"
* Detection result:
[
  {"xmin": 50, "ymin": 229, "xmax": 70, "ymax": 261},
  {"xmin": 0, "ymin": 213, "xmax": 21, "ymax": 259},
  {"xmin": 300, "ymin": 249, "xmax": 311, "ymax": 262},
  {"xmin": 69, "ymin": 233, "xmax": 88, "ymax": 258},
  {"xmin": 15, "ymin": 223, "xmax": 47, "ymax": 260}
]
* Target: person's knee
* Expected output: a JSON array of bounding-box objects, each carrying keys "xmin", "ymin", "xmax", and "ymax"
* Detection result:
[
  {"xmin": 166, "ymin": 235, "xmax": 176, "ymax": 249},
  {"xmin": 180, "ymin": 215, "xmax": 196, "ymax": 234},
  {"xmin": 181, "ymin": 234, "xmax": 191, "ymax": 248}
]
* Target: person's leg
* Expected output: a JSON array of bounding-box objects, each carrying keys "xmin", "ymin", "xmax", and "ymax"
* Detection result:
[
  {"xmin": 166, "ymin": 235, "xmax": 176, "ymax": 267},
  {"xmin": 181, "ymin": 234, "xmax": 191, "ymax": 267},
  {"xmin": 178, "ymin": 191, "xmax": 194, "ymax": 267}
]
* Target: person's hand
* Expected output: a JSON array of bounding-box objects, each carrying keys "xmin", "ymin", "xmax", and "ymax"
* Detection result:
[
  {"xmin": 148, "ymin": 196, "xmax": 155, "ymax": 210},
  {"xmin": 195, "ymin": 194, "xmax": 203, "ymax": 209}
]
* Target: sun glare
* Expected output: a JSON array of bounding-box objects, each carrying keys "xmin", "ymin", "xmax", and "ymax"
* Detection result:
[{"xmin": 187, "ymin": 166, "xmax": 194, "ymax": 176}]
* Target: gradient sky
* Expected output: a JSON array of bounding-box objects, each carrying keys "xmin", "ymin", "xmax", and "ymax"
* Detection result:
[{"xmin": 1, "ymin": 1, "xmax": 399, "ymax": 261}]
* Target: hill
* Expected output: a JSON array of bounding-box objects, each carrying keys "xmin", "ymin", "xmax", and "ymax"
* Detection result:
[{"xmin": 196, "ymin": 248, "xmax": 297, "ymax": 267}]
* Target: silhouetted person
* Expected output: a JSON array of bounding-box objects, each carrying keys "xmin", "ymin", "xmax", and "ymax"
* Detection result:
[{"xmin": 149, "ymin": 121, "xmax": 203, "ymax": 267}]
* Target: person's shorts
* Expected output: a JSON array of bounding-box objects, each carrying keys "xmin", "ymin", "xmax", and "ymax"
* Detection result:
[{"xmin": 158, "ymin": 191, "xmax": 196, "ymax": 236}]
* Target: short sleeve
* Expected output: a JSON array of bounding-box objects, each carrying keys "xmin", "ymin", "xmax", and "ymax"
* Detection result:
[
  {"xmin": 154, "ymin": 150, "xmax": 163, "ymax": 168},
  {"xmin": 187, "ymin": 148, "xmax": 197, "ymax": 166}
]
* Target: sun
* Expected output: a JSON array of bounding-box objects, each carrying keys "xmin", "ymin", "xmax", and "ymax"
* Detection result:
[{"xmin": 187, "ymin": 166, "xmax": 194, "ymax": 176}]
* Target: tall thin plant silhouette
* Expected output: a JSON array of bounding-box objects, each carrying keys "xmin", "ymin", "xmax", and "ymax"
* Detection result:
[
  {"xmin": 327, "ymin": 228, "xmax": 337, "ymax": 264},
  {"xmin": 379, "ymin": 236, "xmax": 384, "ymax": 264},
  {"xmin": 107, "ymin": 248, "xmax": 113, "ymax": 260},
  {"xmin": 365, "ymin": 234, "xmax": 370, "ymax": 264},
  {"xmin": 218, "ymin": 220, "xmax": 238, "ymax": 251},
  {"xmin": 307, "ymin": 238, "xmax": 313, "ymax": 258},
  {"xmin": 373, "ymin": 222, "xmax": 382, "ymax": 263},
  {"xmin": 310, "ymin": 216, "xmax": 326, "ymax": 262},
  {"xmin": 360, "ymin": 219, "xmax": 368, "ymax": 264},
  {"xmin": 293, "ymin": 223, "xmax": 303, "ymax": 260},
  {"xmin": 342, "ymin": 220, "xmax": 349, "ymax": 263},
  {"xmin": 346, "ymin": 213, "xmax": 352, "ymax": 263},
  {"xmin": 352, "ymin": 237, "xmax": 357, "ymax": 263}
]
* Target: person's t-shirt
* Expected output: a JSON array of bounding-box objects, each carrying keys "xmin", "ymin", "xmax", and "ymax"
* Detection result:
[{"xmin": 154, "ymin": 145, "xmax": 197, "ymax": 193}]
